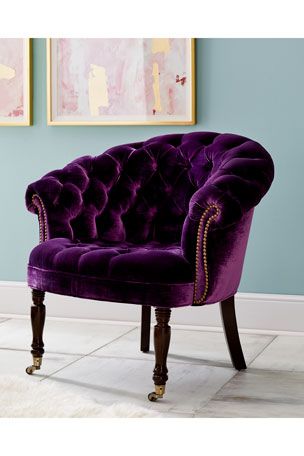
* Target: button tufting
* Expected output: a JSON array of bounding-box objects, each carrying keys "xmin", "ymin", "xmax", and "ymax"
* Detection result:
[
  {"xmin": 26, "ymin": 131, "xmax": 274, "ymax": 307},
  {"xmin": 26, "ymin": 132, "xmax": 273, "ymax": 251}
]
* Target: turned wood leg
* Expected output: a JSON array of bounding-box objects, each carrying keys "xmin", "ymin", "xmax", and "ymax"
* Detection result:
[
  {"xmin": 26, "ymin": 289, "xmax": 46, "ymax": 375},
  {"xmin": 140, "ymin": 305, "xmax": 151, "ymax": 353},
  {"xmin": 148, "ymin": 308, "xmax": 171, "ymax": 401},
  {"xmin": 220, "ymin": 295, "xmax": 246, "ymax": 370}
]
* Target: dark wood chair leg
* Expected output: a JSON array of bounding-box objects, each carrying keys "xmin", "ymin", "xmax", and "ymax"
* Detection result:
[
  {"xmin": 26, "ymin": 289, "xmax": 46, "ymax": 375},
  {"xmin": 140, "ymin": 305, "xmax": 151, "ymax": 353},
  {"xmin": 148, "ymin": 308, "xmax": 171, "ymax": 401},
  {"xmin": 220, "ymin": 295, "xmax": 246, "ymax": 370}
]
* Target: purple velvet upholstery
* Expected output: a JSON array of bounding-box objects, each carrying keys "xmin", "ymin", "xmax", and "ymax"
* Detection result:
[{"xmin": 26, "ymin": 132, "xmax": 274, "ymax": 308}]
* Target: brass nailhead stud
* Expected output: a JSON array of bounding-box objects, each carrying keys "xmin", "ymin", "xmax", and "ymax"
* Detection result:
[{"xmin": 193, "ymin": 204, "xmax": 220, "ymax": 305}]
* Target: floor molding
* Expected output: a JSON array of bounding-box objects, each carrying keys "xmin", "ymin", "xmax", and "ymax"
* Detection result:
[{"xmin": 0, "ymin": 281, "xmax": 303, "ymax": 333}]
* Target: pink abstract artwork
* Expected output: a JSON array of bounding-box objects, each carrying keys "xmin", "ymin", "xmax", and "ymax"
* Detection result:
[
  {"xmin": 49, "ymin": 39, "xmax": 195, "ymax": 124},
  {"xmin": 0, "ymin": 38, "xmax": 31, "ymax": 125}
]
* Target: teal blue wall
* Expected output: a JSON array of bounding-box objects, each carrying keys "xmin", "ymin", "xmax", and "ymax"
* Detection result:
[{"xmin": 0, "ymin": 39, "xmax": 302, "ymax": 295}]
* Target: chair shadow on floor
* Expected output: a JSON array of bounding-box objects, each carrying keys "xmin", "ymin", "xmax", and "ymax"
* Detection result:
[
  {"xmin": 41, "ymin": 375, "xmax": 166, "ymax": 403},
  {"xmin": 166, "ymin": 353, "xmax": 232, "ymax": 369}
]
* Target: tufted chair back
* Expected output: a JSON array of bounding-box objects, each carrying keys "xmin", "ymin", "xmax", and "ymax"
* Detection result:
[{"xmin": 26, "ymin": 132, "xmax": 273, "ymax": 247}]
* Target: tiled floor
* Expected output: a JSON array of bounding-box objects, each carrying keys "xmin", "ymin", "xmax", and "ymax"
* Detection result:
[{"xmin": 0, "ymin": 316, "xmax": 304, "ymax": 417}]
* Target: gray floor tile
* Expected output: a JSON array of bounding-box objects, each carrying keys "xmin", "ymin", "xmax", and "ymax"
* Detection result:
[
  {"xmin": 0, "ymin": 318, "xmax": 136, "ymax": 356},
  {"xmin": 44, "ymin": 355, "xmax": 235, "ymax": 414},
  {"xmin": 2, "ymin": 317, "xmax": 304, "ymax": 418},
  {"xmin": 251, "ymin": 335, "xmax": 304, "ymax": 372},
  {"xmin": 93, "ymin": 327, "xmax": 273, "ymax": 368},
  {"xmin": 196, "ymin": 400, "xmax": 304, "ymax": 418},
  {"xmin": 197, "ymin": 368, "xmax": 304, "ymax": 417}
]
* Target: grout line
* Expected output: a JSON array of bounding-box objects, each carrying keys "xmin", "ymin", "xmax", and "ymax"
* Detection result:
[
  {"xmin": 0, "ymin": 318, "xmax": 10, "ymax": 325},
  {"xmin": 40, "ymin": 326, "xmax": 137, "ymax": 382},
  {"xmin": 247, "ymin": 335, "xmax": 277, "ymax": 367},
  {"xmin": 194, "ymin": 335, "xmax": 278, "ymax": 414},
  {"xmin": 0, "ymin": 346, "xmax": 226, "ymax": 369},
  {"xmin": 0, "ymin": 346, "xmax": 86, "ymax": 357},
  {"xmin": 195, "ymin": 369, "xmax": 240, "ymax": 414},
  {"xmin": 89, "ymin": 352, "xmax": 232, "ymax": 369}
]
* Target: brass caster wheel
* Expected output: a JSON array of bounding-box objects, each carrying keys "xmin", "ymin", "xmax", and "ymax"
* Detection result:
[
  {"xmin": 147, "ymin": 385, "xmax": 165, "ymax": 402},
  {"xmin": 148, "ymin": 392, "xmax": 158, "ymax": 402},
  {"xmin": 26, "ymin": 366, "xmax": 36, "ymax": 375},
  {"xmin": 26, "ymin": 357, "xmax": 42, "ymax": 375}
]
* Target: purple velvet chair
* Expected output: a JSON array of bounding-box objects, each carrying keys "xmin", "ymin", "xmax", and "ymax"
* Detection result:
[{"xmin": 25, "ymin": 132, "xmax": 274, "ymax": 401}]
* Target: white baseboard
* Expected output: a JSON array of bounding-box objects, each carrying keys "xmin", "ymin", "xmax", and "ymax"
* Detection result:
[{"xmin": 0, "ymin": 281, "xmax": 303, "ymax": 333}]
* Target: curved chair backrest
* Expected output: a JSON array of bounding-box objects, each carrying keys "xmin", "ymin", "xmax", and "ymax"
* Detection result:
[{"xmin": 27, "ymin": 132, "xmax": 273, "ymax": 244}]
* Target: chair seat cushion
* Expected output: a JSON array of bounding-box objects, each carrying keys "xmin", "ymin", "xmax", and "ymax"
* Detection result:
[{"xmin": 28, "ymin": 238, "xmax": 194, "ymax": 307}]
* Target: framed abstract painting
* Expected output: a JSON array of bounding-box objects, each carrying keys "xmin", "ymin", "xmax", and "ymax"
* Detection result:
[
  {"xmin": 47, "ymin": 38, "xmax": 195, "ymax": 125},
  {"xmin": 0, "ymin": 38, "xmax": 32, "ymax": 126}
]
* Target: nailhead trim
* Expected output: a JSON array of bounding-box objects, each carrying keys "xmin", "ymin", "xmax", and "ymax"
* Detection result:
[
  {"xmin": 31, "ymin": 194, "xmax": 48, "ymax": 243},
  {"xmin": 31, "ymin": 194, "xmax": 218, "ymax": 300},
  {"xmin": 193, "ymin": 204, "xmax": 220, "ymax": 305}
]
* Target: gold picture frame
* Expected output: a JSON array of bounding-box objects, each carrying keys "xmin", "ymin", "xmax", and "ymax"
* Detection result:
[
  {"xmin": 47, "ymin": 38, "xmax": 196, "ymax": 126},
  {"xmin": 0, "ymin": 38, "xmax": 32, "ymax": 126}
]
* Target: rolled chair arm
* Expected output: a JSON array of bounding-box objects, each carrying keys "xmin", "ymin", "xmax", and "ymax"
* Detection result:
[
  {"xmin": 25, "ymin": 156, "xmax": 97, "ymax": 241},
  {"xmin": 188, "ymin": 140, "xmax": 274, "ymax": 229},
  {"xmin": 182, "ymin": 137, "xmax": 274, "ymax": 305}
]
